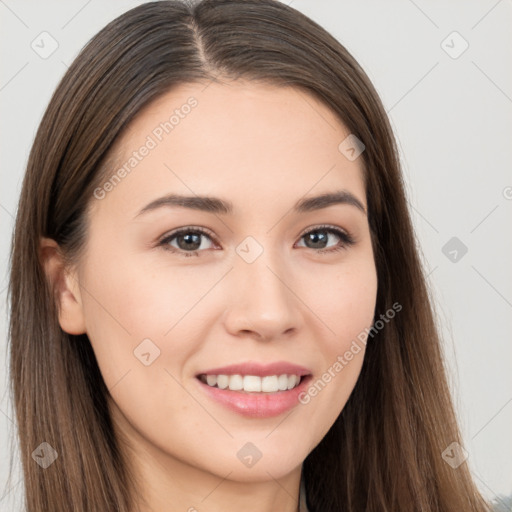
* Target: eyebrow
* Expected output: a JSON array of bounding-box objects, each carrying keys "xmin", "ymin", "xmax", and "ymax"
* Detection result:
[{"xmin": 134, "ymin": 189, "xmax": 367, "ymax": 218}]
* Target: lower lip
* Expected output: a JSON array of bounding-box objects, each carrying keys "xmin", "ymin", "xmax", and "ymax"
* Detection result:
[{"xmin": 196, "ymin": 375, "xmax": 313, "ymax": 418}]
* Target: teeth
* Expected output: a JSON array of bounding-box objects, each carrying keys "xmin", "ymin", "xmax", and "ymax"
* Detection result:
[
  {"xmin": 277, "ymin": 374, "xmax": 289, "ymax": 390},
  {"xmin": 200, "ymin": 374, "xmax": 303, "ymax": 393},
  {"xmin": 262, "ymin": 375, "xmax": 278, "ymax": 392},
  {"xmin": 206, "ymin": 375, "xmax": 217, "ymax": 387},
  {"xmin": 216, "ymin": 375, "xmax": 229, "ymax": 389},
  {"xmin": 229, "ymin": 375, "xmax": 243, "ymax": 391},
  {"xmin": 243, "ymin": 375, "xmax": 261, "ymax": 392}
]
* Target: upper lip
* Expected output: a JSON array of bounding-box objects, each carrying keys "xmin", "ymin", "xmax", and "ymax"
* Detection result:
[{"xmin": 196, "ymin": 361, "xmax": 312, "ymax": 378}]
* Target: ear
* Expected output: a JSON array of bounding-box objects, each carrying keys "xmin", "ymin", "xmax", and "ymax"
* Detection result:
[{"xmin": 39, "ymin": 237, "xmax": 87, "ymax": 335}]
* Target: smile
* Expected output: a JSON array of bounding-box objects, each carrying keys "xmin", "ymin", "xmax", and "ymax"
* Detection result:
[
  {"xmin": 198, "ymin": 373, "xmax": 303, "ymax": 393},
  {"xmin": 196, "ymin": 374, "xmax": 313, "ymax": 418}
]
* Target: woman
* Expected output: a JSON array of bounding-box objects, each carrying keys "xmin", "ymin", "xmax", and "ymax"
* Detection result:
[{"xmin": 7, "ymin": 0, "xmax": 492, "ymax": 510}]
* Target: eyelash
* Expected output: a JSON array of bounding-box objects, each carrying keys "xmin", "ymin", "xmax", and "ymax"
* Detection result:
[{"xmin": 157, "ymin": 224, "xmax": 356, "ymax": 258}]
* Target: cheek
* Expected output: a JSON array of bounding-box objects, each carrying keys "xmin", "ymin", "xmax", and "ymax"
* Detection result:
[
  {"xmin": 81, "ymin": 244, "xmax": 202, "ymax": 336},
  {"xmin": 294, "ymin": 257, "xmax": 377, "ymax": 438},
  {"xmin": 308, "ymin": 256, "xmax": 378, "ymax": 351},
  {"xmin": 78, "ymin": 245, "xmax": 225, "ymax": 385},
  {"xmin": 78, "ymin": 248, "xmax": 208, "ymax": 434}
]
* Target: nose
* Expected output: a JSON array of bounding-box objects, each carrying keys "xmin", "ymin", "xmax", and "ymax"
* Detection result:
[{"xmin": 222, "ymin": 251, "xmax": 304, "ymax": 341}]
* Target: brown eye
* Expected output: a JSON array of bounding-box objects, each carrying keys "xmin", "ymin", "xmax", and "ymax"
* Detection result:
[
  {"xmin": 296, "ymin": 225, "xmax": 355, "ymax": 254},
  {"xmin": 159, "ymin": 227, "xmax": 216, "ymax": 257}
]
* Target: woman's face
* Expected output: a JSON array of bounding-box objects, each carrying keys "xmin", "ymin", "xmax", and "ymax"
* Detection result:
[{"xmin": 63, "ymin": 80, "xmax": 377, "ymax": 484}]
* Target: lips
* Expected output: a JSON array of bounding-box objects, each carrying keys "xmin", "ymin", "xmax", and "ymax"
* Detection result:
[{"xmin": 194, "ymin": 361, "xmax": 313, "ymax": 418}]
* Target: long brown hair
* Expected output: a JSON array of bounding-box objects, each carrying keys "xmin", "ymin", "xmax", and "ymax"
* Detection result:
[{"xmin": 7, "ymin": 0, "xmax": 491, "ymax": 510}]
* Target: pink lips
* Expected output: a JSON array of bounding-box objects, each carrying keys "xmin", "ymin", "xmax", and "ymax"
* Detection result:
[{"xmin": 195, "ymin": 361, "xmax": 313, "ymax": 418}]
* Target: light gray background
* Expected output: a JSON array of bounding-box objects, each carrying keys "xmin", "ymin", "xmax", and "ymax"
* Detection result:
[{"xmin": 1, "ymin": 0, "xmax": 511, "ymax": 510}]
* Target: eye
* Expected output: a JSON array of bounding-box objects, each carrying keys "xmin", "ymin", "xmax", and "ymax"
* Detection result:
[
  {"xmin": 158, "ymin": 226, "xmax": 216, "ymax": 258},
  {"xmin": 157, "ymin": 224, "xmax": 355, "ymax": 257},
  {"xmin": 295, "ymin": 224, "xmax": 355, "ymax": 254}
]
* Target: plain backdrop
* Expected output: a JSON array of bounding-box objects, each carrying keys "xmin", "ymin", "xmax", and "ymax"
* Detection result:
[{"xmin": 1, "ymin": 0, "xmax": 511, "ymax": 510}]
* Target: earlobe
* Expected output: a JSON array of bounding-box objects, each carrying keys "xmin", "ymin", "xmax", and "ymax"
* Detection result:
[{"xmin": 39, "ymin": 237, "xmax": 87, "ymax": 335}]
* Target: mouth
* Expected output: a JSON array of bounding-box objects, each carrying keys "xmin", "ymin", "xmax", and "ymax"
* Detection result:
[
  {"xmin": 197, "ymin": 373, "xmax": 306, "ymax": 393},
  {"xmin": 195, "ymin": 372, "xmax": 314, "ymax": 418}
]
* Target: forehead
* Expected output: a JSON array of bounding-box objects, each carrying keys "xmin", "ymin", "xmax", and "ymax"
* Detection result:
[{"xmin": 91, "ymin": 80, "xmax": 366, "ymax": 221}]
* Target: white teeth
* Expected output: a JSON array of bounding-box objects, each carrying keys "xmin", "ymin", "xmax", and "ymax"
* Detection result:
[
  {"xmin": 200, "ymin": 373, "xmax": 303, "ymax": 393},
  {"xmin": 277, "ymin": 374, "xmax": 289, "ymax": 391},
  {"xmin": 244, "ymin": 375, "xmax": 261, "ymax": 392},
  {"xmin": 228, "ymin": 374, "xmax": 243, "ymax": 391},
  {"xmin": 216, "ymin": 375, "xmax": 229, "ymax": 389},
  {"xmin": 287, "ymin": 375, "xmax": 298, "ymax": 390},
  {"xmin": 261, "ymin": 375, "xmax": 278, "ymax": 392}
]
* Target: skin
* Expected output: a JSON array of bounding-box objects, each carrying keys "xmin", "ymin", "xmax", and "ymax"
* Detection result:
[{"xmin": 41, "ymin": 80, "xmax": 378, "ymax": 512}]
